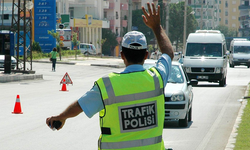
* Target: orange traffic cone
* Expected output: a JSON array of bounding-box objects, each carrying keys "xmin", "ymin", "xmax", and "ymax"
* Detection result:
[
  {"xmin": 60, "ymin": 79, "xmax": 68, "ymax": 91},
  {"xmin": 12, "ymin": 95, "xmax": 23, "ymax": 114}
]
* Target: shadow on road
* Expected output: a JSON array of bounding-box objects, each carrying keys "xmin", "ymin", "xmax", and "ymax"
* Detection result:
[{"xmin": 163, "ymin": 120, "xmax": 193, "ymax": 129}]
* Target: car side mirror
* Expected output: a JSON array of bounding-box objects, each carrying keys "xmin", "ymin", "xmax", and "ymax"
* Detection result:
[{"xmin": 188, "ymin": 79, "xmax": 198, "ymax": 86}]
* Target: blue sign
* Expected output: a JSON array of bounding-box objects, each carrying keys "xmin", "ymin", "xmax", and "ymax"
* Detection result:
[{"xmin": 34, "ymin": 0, "xmax": 56, "ymax": 53}]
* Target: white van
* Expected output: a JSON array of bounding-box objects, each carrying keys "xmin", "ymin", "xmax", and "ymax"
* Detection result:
[
  {"xmin": 182, "ymin": 30, "xmax": 228, "ymax": 87},
  {"xmin": 79, "ymin": 43, "xmax": 97, "ymax": 55},
  {"xmin": 229, "ymin": 39, "xmax": 250, "ymax": 68}
]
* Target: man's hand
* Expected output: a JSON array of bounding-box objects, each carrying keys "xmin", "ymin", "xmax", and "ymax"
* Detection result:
[
  {"xmin": 142, "ymin": 3, "xmax": 161, "ymax": 31},
  {"xmin": 46, "ymin": 116, "xmax": 65, "ymax": 130}
]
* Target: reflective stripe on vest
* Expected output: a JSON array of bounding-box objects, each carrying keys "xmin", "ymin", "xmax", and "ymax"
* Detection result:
[
  {"xmin": 100, "ymin": 135, "xmax": 162, "ymax": 149},
  {"xmin": 102, "ymin": 70, "xmax": 163, "ymax": 106}
]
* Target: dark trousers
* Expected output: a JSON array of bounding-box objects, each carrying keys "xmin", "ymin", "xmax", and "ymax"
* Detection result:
[{"xmin": 51, "ymin": 58, "xmax": 56, "ymax": 71}]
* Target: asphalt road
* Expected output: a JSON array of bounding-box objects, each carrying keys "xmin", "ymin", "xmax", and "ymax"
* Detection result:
[{"xmin": 0, "ymin": 61, "xmax": 249, "ymax": 150}]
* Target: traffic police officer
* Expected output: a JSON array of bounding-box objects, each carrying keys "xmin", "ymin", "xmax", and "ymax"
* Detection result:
[{"xmin": 46, "ymin": 2, "xmax": 174, "ymax": 150}]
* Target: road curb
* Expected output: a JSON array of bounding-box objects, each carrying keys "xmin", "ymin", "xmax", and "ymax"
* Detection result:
[
  {"xmin": 225, "ymin": 84, "xmax": 249, "ymax": 150},
  {"xmin": 90, "ymin": 64, "xmax": 125, "ymax": 68},
  {"xmin": 33, "ymin": 60, "xmax": 76, "ymax": 65},
  {"xmin": 0, "ymin": 74, "xmax": 43, "ymax": 83}
]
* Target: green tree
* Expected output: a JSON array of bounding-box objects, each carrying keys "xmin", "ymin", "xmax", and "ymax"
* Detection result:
[
  {"xmin": 102, "ymin": 29, "xmax": 118, "ymax": 56},
  {"xmin": 97, "ymin": 38, "xmax": 107, "ymax": 57},
  {"xmin": 169, "ymin": 2, "xmax": 197, "ymax": 50},
  {"xmin": 71, "ymin": 32, "xmax": 80, "ymax": 60},
  {"xmin": 214, "ymin": 25, "xmax": 238, "ymax": 37},
  {"xmin": 132, "ymin": 9, "xmax": 154, "ymax": 45},
  {"xmin": 47, "ymin": 30, "xmax": 62, "ymax": 60}
]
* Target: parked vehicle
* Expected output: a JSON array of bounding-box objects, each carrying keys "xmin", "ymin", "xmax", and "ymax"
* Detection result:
[
  {"xmin": 182, "ymin": 30, "xmax": 228, "ymax": 87},
  {"xmin": 150, "ymin": 50, "xmax": 162, "ymax": 59},
  {"xmin": 229, "ymin": 39, "xmax": 250, "ymax": 68},
  {"xmin": 144, "ymin": 60, "xmax": 197, "ymax": 127},
  {"xmin": 79, "ymin": 43, "xmax": 97, "ymax": 55},
  {"xmin": 0, "ymin": 55, "xmax": 17, "ymax": 69}
]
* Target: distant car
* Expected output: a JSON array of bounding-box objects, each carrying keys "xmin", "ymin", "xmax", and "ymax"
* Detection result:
[
  {"xmin": 79, "ymin": 43, "xmax": 97, "ymax": 55},
  {"xmin": 150, "ymin": 51, "xmax": 162, "ymax": 59},
  {"xmin": 0, "ymin": 55, "xmax": 17, "ymax": 69},
  {"xmin": 144, "ymin": 60, "xmax": 197, "ymax": 127}
]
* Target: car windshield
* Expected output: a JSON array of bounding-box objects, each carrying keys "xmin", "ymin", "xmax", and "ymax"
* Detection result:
[
  {"xmin": 168, "ymin": 65, "xmax": 184, "ymax": 83},
  {"xmin": 186, "ymin": 43, "xmax": 222, "ymax": 57},
  {"xmin": 143, "ymin": 63, "xmax": 184, "ymax": 83},
  {"xmin": 234, "ymin": 46, "xmax": 250, "ymax": 54}
]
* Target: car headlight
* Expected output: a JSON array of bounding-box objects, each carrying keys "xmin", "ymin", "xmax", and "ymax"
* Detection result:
[
  {"xmin": 185, "ymin": 67, "xmax": 191, "ymax": 73},
  {"xmin": 215, "ymin": 67, "xmax": 222, "ymax": 73},
  {"xmin": 170, "ymin": 91, "xmax": 185, "ymax": 101}
]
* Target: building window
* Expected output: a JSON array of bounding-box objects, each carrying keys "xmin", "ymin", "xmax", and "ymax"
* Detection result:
[
  {"xmin": 116, "ymin": 11, "xmax": 118, "ymax": 19},
  {"xmin": 225, "ymin": 11, "xmax": 228, "ymax": 16},
  {"xmin": 225, "ymin": 1, "xmax": 228, "ymax": 8},
  {"xmin": 104, "ymin": 12, "xmax": 107, "ymax": 19},
  {"xmin": 225, "ymin": 19, "xmax": 228, "ymax": 24},
  {"xmin": 69, "ymin": 7, "xmax": 74, "ymax": 19},
  {"xmin": 135, "ymin": 4, "xmax": 139, "ymax": 10}
]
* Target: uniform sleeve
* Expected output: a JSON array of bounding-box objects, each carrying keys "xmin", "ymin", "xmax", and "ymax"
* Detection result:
[
  {"xmin": 78, "ymin": 85, "xmax": 104, "ymax": 118},
  {"xmin": 155, "ymin": 54, "xmax": 172, "ymax": 87}
]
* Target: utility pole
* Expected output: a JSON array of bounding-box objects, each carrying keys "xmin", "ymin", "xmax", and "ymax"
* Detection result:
[
  {"xmin": 200, "ymin": 0, "xmax": 203, "ymax": 30},
  {"xmin": 183, "ymin": 0, "xmax": 187, "ymax": 54},
  {"xmin": 128, "ymin": 0, "xmax": 132, "ymax": 31}
]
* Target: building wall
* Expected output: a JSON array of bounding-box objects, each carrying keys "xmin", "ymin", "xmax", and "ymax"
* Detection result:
[{"xmin": 219, "ymin": 0, "xmax": 240, "ymax": 32}]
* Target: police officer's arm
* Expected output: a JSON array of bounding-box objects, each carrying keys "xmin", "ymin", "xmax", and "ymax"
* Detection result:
[
  {"xmin": 46, "ymin": 100, "xmax": 82, "ymax": 130},
  {"xmin": 142, "ymin": 2, "xmax": 174, "ymax": 60}
]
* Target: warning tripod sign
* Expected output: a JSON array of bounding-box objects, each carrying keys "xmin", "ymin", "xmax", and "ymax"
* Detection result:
[{"xmin": 60, "ymin": 72, "xmax": 73, "ymax": 85}]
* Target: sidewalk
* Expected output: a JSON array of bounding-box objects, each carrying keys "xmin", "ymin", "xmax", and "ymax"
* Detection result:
[{"xmin": 0, "ymin": 56, "xmax": 124, "ymax": 83}]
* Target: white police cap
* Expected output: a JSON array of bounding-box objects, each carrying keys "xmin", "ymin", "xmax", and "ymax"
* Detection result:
[{"xmin": 122, "ymin": 31, "xmax": 147, "ymax": 50}]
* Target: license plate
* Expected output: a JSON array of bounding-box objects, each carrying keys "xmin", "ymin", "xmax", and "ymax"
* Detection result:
[{"xmin": 197, "ymin": 76, "xmax": 208, "ymax": 79}]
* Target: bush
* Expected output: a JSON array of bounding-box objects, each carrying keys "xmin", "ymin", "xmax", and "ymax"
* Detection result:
[
  {"xmin": 32, "ymin": 50, "xmax": 81, "ymax": 59},
  {"xmin": 32, "ymin": 41, "xmax": 42, "ymax": 52}
]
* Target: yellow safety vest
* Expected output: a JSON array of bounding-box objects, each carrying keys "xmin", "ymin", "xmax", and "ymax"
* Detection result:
[{"xmin": 95, "ymin": 67, "xmax": 165, "ymax": 150}]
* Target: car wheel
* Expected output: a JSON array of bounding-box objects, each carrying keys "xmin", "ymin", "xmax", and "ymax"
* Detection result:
[
  {"xmin": 219, "ymin": 77, "xmax": 226, "ymax": 87},
  {"xmin": 188, "ymin": 107, "xmax": 192, "ymax": 122},
  {"xmin": 179, "ymin": 112, "xmax": 188, "ymax": 127},
  {"xmin": 229, "ymin": 63, "xmax": 233, "ymax": 68}
]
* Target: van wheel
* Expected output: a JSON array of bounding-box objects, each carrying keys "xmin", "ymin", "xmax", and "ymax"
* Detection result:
[
  {"xmin": 84, "ymin": 52, "xmax": 90, "ymax": 55},
  {"xmin": 229, "ymin": 63, "xmax": 234, "ymax": 68}
]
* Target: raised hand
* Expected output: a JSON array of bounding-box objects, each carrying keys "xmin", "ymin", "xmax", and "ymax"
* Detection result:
[{"xmin": 142, "ymin": 2, "xmax": 161, "ymax": 30}]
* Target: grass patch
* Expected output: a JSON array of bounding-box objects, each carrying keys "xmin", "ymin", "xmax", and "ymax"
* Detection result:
[
  {"xmin": 234, "ymin": 84, "xmax": 250, "ymax": 150},
  {"xmin": 32, "ymin": 50, "xmax": 82, "ymax": 60}
]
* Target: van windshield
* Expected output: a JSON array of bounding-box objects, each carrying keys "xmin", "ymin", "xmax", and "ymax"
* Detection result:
[
  {"xmin": 234, "ymin": 46, "xmax": 250, "ymax": 54},
  {"xmin": 186, "ymin": 43, "xmax": 222, "ymax": 57}
]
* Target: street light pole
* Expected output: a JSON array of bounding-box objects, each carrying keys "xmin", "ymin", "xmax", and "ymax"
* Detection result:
[
  {"xmin": 183, "ymin": 0, "xmax": 187, "ymax": 54},
  {"xmin": 128, "ymin": 0, "xmax": 132, "ymax": 31}
]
